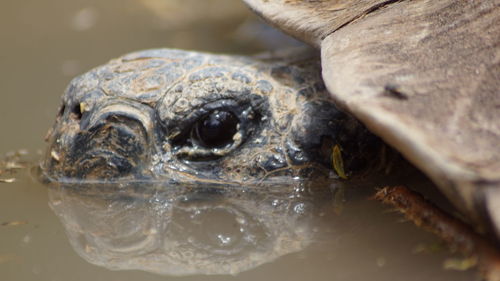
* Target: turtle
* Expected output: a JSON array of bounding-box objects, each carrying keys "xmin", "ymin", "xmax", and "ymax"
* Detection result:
[
  {"xmin": 40, "ymin": 0, "xmax": 499, "ymax": 249},
  {"xmin": 239, "ymin": 0, "xmax": 500, "ymax": 239}
]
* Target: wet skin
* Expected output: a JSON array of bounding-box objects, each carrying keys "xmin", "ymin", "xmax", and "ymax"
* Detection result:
[{"xmin": 42, "ymin": 49, "xmax": 380, "ymax": 184}]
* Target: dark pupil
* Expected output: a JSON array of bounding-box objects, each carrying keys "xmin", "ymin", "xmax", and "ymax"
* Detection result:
[{"xmin": 195, "ymin": 110, "xmax": 239, "ymax": 148}]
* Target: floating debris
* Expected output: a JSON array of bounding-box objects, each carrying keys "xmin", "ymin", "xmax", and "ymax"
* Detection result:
[
  {"xmin": 4, "ymin": 162, "xmax": 24, "ymax": 170},
  {"xmin": 444, "ymin": 256, "xmax": 478, "ymax": 271},
  {"xmin": 332, "ymin": 144, "xmax": 347, "ymax": 179},
  {"xmin": 0, "ymin": 149, "xmax": 32, "ymax": 183},
  {"xmin": 1, "ymin": 221, "xmax": 28, "ymax": 227},
  {"xmin": 0, "ymin": 178, "xmax": 16, "ymax": 183},
  {"xmin": 413, "ymin": 242, "xmax": 446, "ymax": 254}
]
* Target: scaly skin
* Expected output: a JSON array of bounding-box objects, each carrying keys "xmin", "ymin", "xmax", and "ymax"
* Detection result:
[{"xmin": 42, "ymin": 48, "xmax": 380, "ymax": 184}]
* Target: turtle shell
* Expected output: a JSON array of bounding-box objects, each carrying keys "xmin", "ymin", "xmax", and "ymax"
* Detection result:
[{"xmin": 243, "ymin": 0, "xmax": 500, "ymax": 237}]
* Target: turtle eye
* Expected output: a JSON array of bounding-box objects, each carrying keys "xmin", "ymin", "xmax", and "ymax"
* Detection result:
[{"xmin": 193, "ymin": 110, "xmax": 239, "ymax": 148}]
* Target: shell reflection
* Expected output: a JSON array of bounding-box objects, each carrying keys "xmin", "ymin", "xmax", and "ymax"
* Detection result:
[{"xmin": 48, "ymin": 181, "xmax": 333, "ymax": 275}]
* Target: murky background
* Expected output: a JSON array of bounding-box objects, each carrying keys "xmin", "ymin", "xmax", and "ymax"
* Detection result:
[{"xmin": 0, "ymin": 0, "xmax": 476, "ymax": 280}]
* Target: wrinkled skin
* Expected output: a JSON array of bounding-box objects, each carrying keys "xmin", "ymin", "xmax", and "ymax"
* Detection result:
[{"xmin": 42, "ymin": 49, "xmax": 380, "ymax": 184}]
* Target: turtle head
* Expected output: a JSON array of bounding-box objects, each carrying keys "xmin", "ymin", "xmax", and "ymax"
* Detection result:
[{"xmin": 42, "ymin": 49, "xmax": 381, "ymax": 184}]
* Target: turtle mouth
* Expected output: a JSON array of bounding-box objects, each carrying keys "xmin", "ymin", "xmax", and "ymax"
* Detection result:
[{"xmin": 43, "ymin": 102, "xmax": 155, "ymax": 182}]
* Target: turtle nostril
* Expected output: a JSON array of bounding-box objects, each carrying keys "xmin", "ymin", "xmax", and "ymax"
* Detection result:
[{"xmin": 71, "ymin": 104, "xmax": 83, "ymax": 121}]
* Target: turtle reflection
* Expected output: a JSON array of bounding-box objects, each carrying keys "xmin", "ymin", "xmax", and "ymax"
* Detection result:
[{"xmin": 48, "ymin": 181, "xmax": 333, "ymax": 275}]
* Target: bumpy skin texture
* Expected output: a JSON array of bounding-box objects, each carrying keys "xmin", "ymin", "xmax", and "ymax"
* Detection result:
[{"xmin": 42, "ymin": 49, "xmax": 378, "ymax": 184}]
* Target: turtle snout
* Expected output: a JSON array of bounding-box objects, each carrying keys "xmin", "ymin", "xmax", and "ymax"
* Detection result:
[
  {"xmin": 45, "ymin": 102, "xmax": 155, "ymax": 181},
  {"xmin": 71, "ymin": 114, "xmax": 149, "ymax": 180}
]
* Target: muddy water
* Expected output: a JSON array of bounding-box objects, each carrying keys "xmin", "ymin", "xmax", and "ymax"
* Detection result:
[{"xmin": 0, "ymin": 0, "xmax": 475, "ymax": 280}]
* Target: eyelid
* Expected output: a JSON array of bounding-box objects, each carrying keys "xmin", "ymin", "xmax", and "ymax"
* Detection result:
[
  {"xmin": 167, "ymin": 99, "xmax": 243, "ymax": 143},
  {"xmin": 168, "ymin": 102, "xmax": 257, "ymax": 160},
  {"xmin": 181, "ymin": 99, "xmax": 241, "ymax": 128}
]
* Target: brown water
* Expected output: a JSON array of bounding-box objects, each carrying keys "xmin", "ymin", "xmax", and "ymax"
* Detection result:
[{"xmin": 0, "ymin": 0, "xmax": 477, "ymax": 280}]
